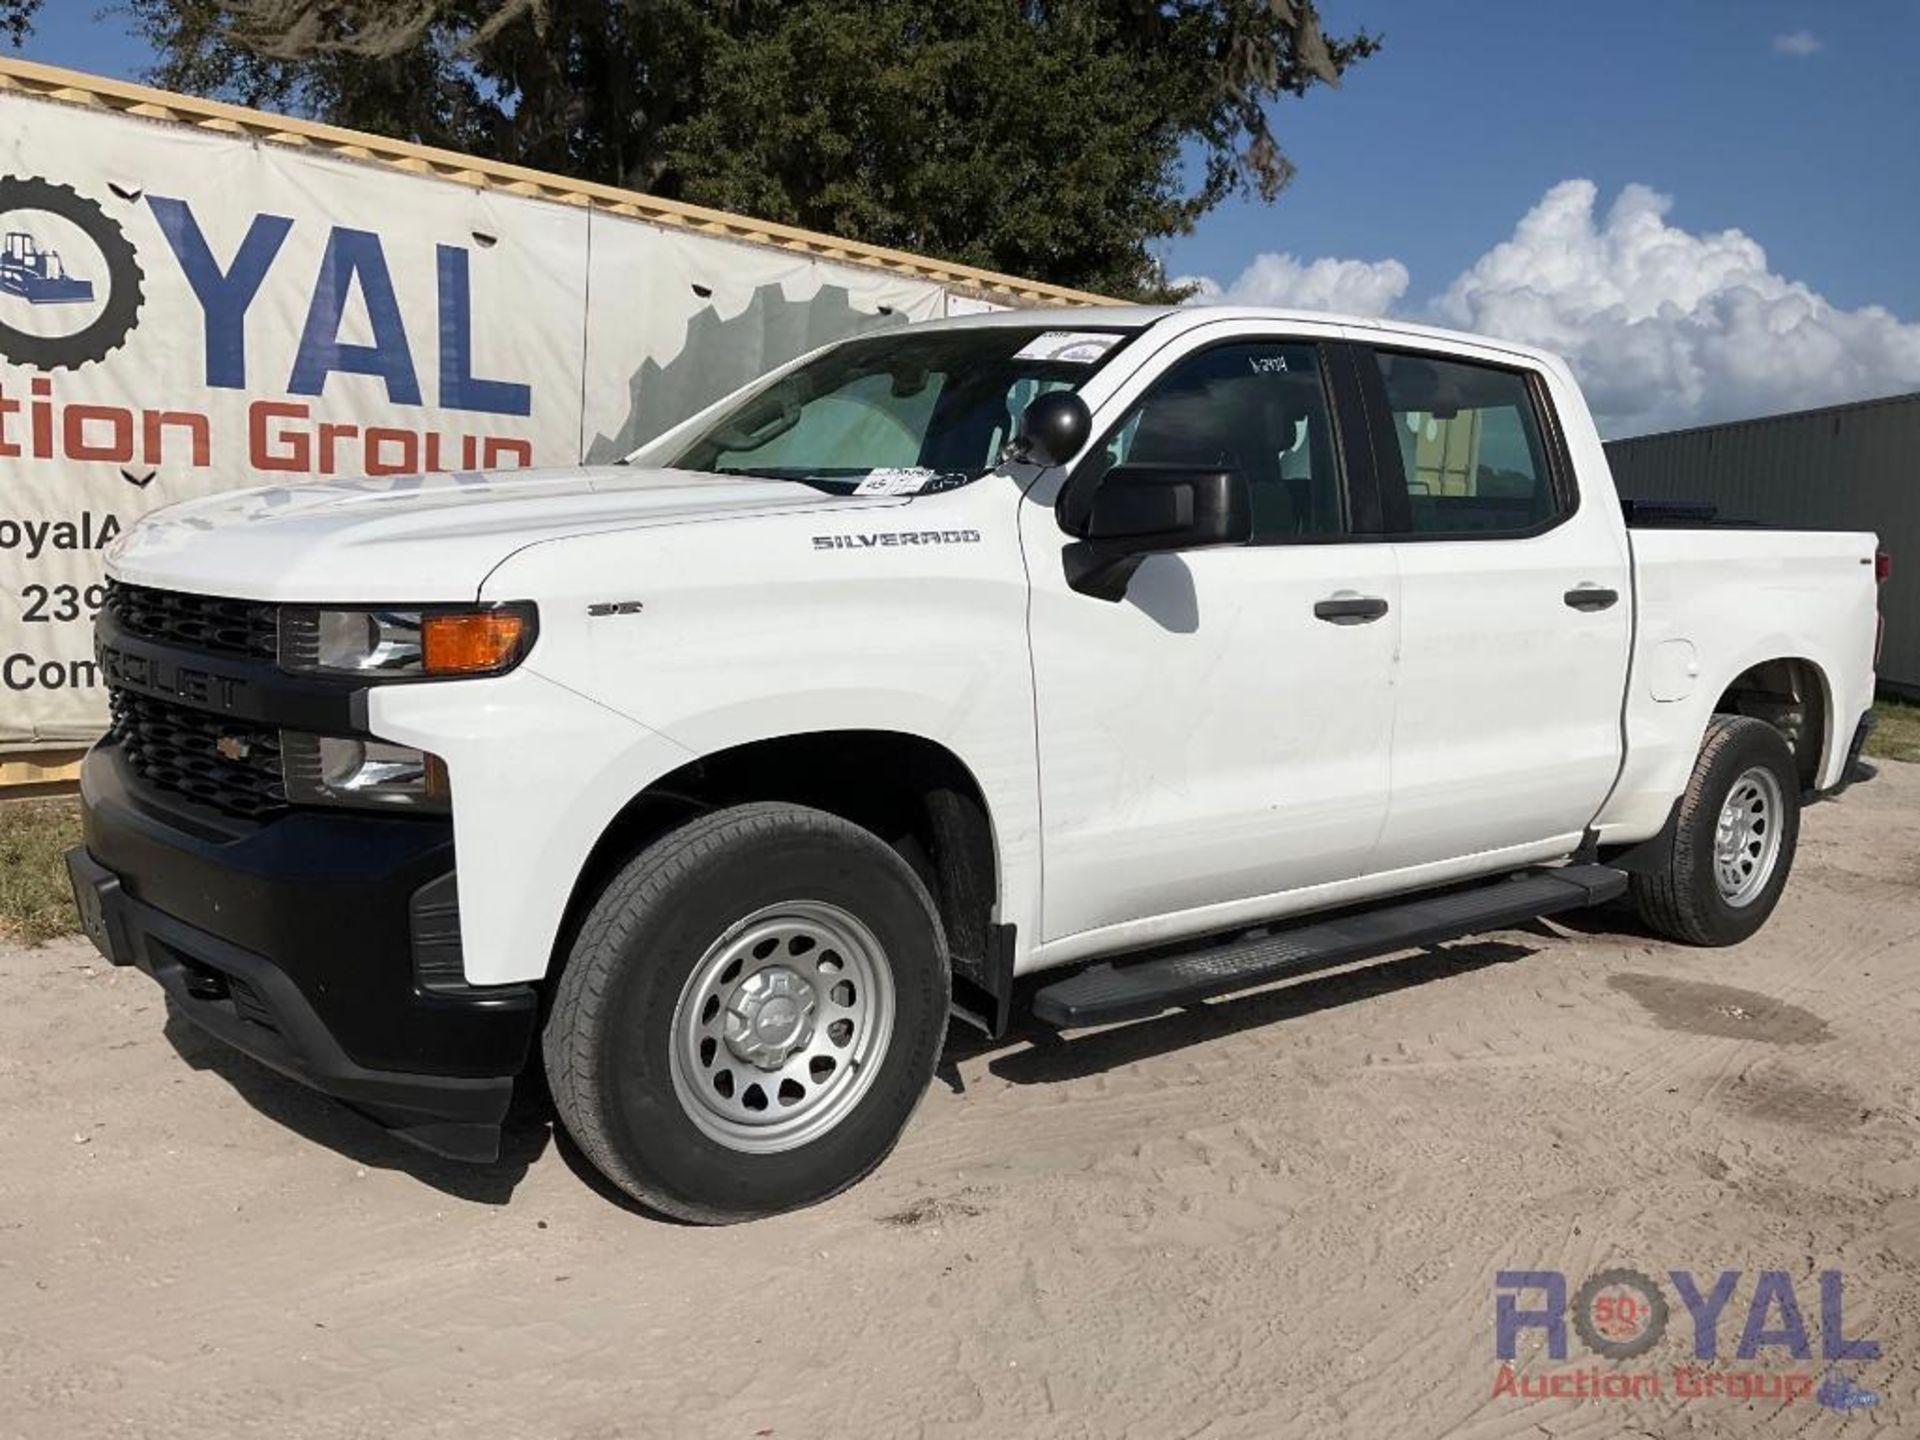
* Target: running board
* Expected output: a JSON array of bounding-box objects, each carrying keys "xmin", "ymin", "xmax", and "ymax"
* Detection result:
[{"xmin": 1031, "ymin": 865, "xmax": 1629, "ymax": 1030}]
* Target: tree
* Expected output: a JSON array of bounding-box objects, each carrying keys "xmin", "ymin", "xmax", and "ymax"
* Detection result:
[
  {"xmin": 2, "ymin": 0, "xmax": 41, "ymax": 47},
  {"xmin": 116, "ymin": 1, "xmax": 1378, "ymax": 299}
]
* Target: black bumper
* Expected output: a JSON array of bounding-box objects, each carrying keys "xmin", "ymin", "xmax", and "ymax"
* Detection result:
[
  {"xmin": 69, "ymin": 741, "xmax": 538, "ymax": 1161},
  {"xmin": 1814, "ymin": 709, "xmax": 1880, "ymax": 801}
]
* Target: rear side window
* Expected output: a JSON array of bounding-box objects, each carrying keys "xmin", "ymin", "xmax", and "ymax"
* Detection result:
[{"xmin": 1370, "ymin": 351, "xmax": 1562, "ymax": 537}]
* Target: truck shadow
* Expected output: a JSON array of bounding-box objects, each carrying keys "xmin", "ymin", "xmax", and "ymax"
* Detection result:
[
  {"xmin": 962, "ymin": 938, "xmax": 1538, "ymax": 1088},
  {"xmin": 161, "ymin": 938, "xmax": 1541, "ymax": 1211},
  {"xmin": 1529, "ymin": 897, "xmax": 1665, "ymax": 943},
  {"xmin": 162, "ymin": 1006, "xmax": 552, "ymax": 1204}
]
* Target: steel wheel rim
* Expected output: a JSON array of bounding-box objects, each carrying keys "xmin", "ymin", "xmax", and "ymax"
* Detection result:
[
  {"xmin": 668, "ymin": 900, "xmax": 895, "ymax": 1153},
  {"xmin": 1713, "ymin": 765, "xmax": 1785, "ymax": 907}
]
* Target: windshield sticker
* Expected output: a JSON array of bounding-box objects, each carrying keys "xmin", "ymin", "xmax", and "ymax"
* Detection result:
[
  {"xmin": 853, "ymin": 467, "xmax": 940, "ymax": 496},
  {"xmin": 851, "ymin": 467, "xmax": 974, "ymax": 497},
  {"xmin": 914, "ymin": 472, "xmax": 974, "ymax": 494},
  {"xmin": 1014, "ymin": 331, "xmax": 1121, "ymax": 364}
]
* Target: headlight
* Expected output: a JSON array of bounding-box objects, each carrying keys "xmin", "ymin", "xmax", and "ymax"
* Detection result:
[
  {"xmin": 282, "ymin": 733, "xmax": 449, "ymax": 811},
  {"xmin": 280, "ymin": 603, "xmax": 535, "ymax": 678}
]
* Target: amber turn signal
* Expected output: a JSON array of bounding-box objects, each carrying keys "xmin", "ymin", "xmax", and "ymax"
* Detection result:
[{"xmin": 423, "ymin": 610, "xmax": 529, "ymax": 675}]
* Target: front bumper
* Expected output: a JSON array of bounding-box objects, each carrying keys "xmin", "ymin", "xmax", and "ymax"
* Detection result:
[{"xmin": 69, "ymin": 742, "xmax": 538, "ymax": 1161}]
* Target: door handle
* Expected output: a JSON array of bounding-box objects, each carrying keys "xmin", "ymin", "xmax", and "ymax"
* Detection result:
[
  {"xmin": 1563, "ymin": 585, "xmax": 1620, "ymax": 612},
  {"xmin": 1313, "ymin": 594, "xmax": 1390, "ymax": 625}
]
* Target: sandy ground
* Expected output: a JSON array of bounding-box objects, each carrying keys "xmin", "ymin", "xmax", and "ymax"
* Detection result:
[{"xmin": 3, "ymin": 766, "xmax": 1918, "ymax": 1440}]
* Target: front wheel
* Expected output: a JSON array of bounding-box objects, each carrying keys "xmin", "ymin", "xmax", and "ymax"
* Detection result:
[
  {"xmin": 544, "ymin": 803, "xmax": 950, "ymax": 1223},
  {"xmin": 1630, "ymin": 714, "xmax": 1802, "ymax": 946}
]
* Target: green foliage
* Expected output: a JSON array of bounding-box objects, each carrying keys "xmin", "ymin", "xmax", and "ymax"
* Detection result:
[
  {"xmin": 0, "ymin": 798, "xmax": 82, "ymax": 945},
  {"xmin": 114, "ymin": 0, "xmax": 1377, "ymax": 298},
  {"xmin": 2, "ymin": 0, "xmax": 42, "ymax": 47}
]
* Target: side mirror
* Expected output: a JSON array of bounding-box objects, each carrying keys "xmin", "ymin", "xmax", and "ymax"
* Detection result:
[
  {"xmin": 1014, "ymin": 391, "xmax": 1091, "ymax": 467},
  {"xmin": 1064, "ymin": 464, "xmax": 1252, "ymax": 601}
]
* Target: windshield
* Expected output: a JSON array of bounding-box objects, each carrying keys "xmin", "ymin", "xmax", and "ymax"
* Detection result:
[{"xmin": 660, "ymin": 325, "xmax": 1135, "ymax": 494}]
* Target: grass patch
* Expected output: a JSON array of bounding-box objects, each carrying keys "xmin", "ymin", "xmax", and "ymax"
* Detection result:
[
  {"xmin": 0, "ymin": 798, "xmax": 83, "ymax": 945},
  {"xmin": 1869, "ymin": 698, "xmax": 1920, "ymax": 764}
]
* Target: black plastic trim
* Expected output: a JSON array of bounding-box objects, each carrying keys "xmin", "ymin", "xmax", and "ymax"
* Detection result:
[
  {"xmin": 1032, "ymin": 865, "xmax": 1629, "ymax": 1029},
  {"xmin": 1313, "ymin": 595, "xmax": 1390, "ymax": 624},
  {"xmin": 77, "ymin": 743, "xmax": 537, "ymax": 1087},
  {"xmin": 1326, "ymin": 340, "xmax": 1387, "ymax": 535},
  {"xmin": 1600, "ymin": 797, "xmax": 1683, "ymax": 874},
  {"xmin": 1811, "ymin": 709, "xmax": 1879, "ymax": 802},
  {"xmin": 949, "ymin": 922, "xmax": 1018, "ymax": 1039},
  {"xmin": 96, "ymin": 604, "xmax": 362, "ymax": 733},
  {"xmin": 1564, "ymin": 586, "xmax": 1621, "ymax": 611},
  {"xmin": 67, "ymin": 843, "xmax": 522, "ymax": 1161}
]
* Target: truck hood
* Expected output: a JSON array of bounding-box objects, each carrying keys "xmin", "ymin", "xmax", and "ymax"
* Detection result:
[{"xmin": 106, "ymin": 465, "xmax": 900, "ymax": 601}]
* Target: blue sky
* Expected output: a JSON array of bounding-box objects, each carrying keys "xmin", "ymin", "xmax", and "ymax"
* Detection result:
[
  {"xmin": 1168, "ymin": 0, "xmax": 1920, "ymax": 318},
  {"xmin": 13, "ymin": 1, "xmax": 1919, "ymax": 435}
]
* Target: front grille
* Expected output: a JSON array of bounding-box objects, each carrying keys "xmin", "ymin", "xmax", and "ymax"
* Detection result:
[
  {"xmin": 109, "ymin": 689, "xmax": 287, "ymax": 819},
  {"xmin": 104, "ymin": 580, "xmax": 278, "ymax": 662}
]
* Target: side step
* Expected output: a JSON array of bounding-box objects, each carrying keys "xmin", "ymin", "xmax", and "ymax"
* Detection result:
[{"xmin": 1031, "ymin": 864, "xmax": 1628, "ymax": 1030}]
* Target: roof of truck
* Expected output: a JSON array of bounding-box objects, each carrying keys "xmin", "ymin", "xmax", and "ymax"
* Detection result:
[{"xmin": 927, "ymin": 303, "xmax": 1571, "ymax": 375}]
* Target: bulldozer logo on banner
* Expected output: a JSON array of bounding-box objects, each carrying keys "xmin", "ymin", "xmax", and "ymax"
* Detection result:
[
  {"xmin": 2, "ymin": 232, "xmax": 92, "ymax": 304},
  {"xmin": 0, "ymin": 174, "xmax": 144, "ymax": 370}
]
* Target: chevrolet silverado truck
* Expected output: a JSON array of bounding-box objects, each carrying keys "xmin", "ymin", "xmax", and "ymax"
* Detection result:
[{"xmin": 67, "ymin": 306, "xmax": 1884, "ymax": 1222}]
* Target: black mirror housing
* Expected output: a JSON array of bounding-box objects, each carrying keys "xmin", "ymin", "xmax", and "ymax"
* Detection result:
[
  {"xmin": 1064, "ymin": 464, "xmax": 1252, "ymax": 601},
  {"xmin": 1015, "ymin": 391, "xmax": 1092, "ymax": 467}
]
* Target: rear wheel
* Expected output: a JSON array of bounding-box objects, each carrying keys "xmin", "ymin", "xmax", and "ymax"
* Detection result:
[
  {"xmin": 1630, "ymin": 715, "xmax": 1802, "ymax": 946},
  {"xmin": 544, "ymin": 803, "xmax": 950, "ymax": 1223}
]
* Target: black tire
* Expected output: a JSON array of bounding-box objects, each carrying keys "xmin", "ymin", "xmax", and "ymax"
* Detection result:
[
  {"xmin": 544, "ymin": 802, "xmax": 950, "ymax": 1223},
  {"xmin": 1630, "ymin": 715, "xmax": 1802, "ymax": 946}
]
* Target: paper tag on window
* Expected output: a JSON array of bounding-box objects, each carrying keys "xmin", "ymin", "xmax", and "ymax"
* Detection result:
[
  {"xmin": 1014, "ymin": 331, "xmax": 1121, "ymax": 364},
  {"xmin": 852, "ymin": 467, "xmax": 939, "ymax": 496}
]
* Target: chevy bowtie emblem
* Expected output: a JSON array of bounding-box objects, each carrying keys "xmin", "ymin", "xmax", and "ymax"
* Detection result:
[{"xmin": 215, "ymin": 735, "xmax": 251, "ymax": 761}]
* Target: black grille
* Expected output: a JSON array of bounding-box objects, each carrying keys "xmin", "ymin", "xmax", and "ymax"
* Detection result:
[
  {"xmin": 109, "ymin": 690, "xmax": 287, "ymax": 819},
  {"xmin": 104, "ymin": 580, "xmax": 278, "ymax": 662}
]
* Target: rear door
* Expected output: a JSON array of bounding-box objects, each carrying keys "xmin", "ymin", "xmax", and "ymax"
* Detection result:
[
  {"xmin": 1351, "ymin": 342, "xmax": 1633, "ymax": 871},
  {"xmin": 1022, "ymin": 323, "xmax": 1402, "ymax": 953}
]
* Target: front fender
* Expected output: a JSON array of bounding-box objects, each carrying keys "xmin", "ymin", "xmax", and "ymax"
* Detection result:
[{"xmin": 369, "ymin": 669, "xmax": 696, "ymax": 985}]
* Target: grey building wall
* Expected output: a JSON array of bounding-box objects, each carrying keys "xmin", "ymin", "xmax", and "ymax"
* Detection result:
[{"xmin": 1605, "ymin": 392, "xmax": 1919, "ymax": 697}]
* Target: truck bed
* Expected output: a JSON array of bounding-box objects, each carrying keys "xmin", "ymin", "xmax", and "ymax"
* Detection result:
[{"xmin": 1595, "ymin": 524, "xmax": 1881, "ymax": 841}]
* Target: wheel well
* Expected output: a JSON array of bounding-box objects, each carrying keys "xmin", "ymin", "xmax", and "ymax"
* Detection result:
[
  {"xmin": 1713, "ymin": 657, "xmax": 1829, "ymax": 793},
  {"xmin": 552, "ymin": 730, "xmax": 998, "ymax": 988}
]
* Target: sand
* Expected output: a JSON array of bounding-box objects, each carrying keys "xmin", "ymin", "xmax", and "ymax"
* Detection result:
[{"xmin": 4, "ymin": 763, "xmax": 1917, "ymax": 1438}]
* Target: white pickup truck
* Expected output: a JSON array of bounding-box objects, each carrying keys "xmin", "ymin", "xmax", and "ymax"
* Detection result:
[{"xmin": 68, "ymin": 306, "xmax": 1884, "ymax": 1222}]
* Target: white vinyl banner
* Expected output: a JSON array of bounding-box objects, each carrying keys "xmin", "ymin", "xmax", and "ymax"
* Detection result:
[{"xmin": 0, "ymin": 94, "xmax": 949, "ymax": 745}]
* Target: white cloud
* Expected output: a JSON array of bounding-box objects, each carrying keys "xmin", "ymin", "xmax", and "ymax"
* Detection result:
[
  {"xmin": 1434, "ymin": 179, "xmax": 1920, "ymax": 434},
  {"xmin": 1772, "ymin": 30, "xmax": 1823, "ymax": 57},
  {"xmin": 1176, "ymin": 251, "xmax": 1409, "ymax": 318},
  {"xmin": 1183, "ymin": 179, "xmax": 1920, "ymax": 436}
]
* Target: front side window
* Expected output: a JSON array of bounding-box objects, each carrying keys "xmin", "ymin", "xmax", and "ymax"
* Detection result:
[
  {"xmin": 658, "ymin": 326, "xmax": 1134, "ymax": 492},
  {"xmin": 1078, "ymin": 341, "xmax": 1346, "ymax": 542},
  {"xmin": 1372, "ymin": 351, "xmax": 1561, "ymax": 536}
]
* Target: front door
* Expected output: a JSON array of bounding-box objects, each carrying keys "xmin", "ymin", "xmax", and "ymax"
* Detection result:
[{"xmin": 1021, "ymin": 326, "xmax": 1401, "ymax": 957}]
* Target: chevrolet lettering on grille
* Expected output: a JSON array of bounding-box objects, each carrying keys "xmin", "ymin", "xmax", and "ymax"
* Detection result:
[{"xmin": 96, "ymin": 642, "xmax": 247, "ymax": 712}]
